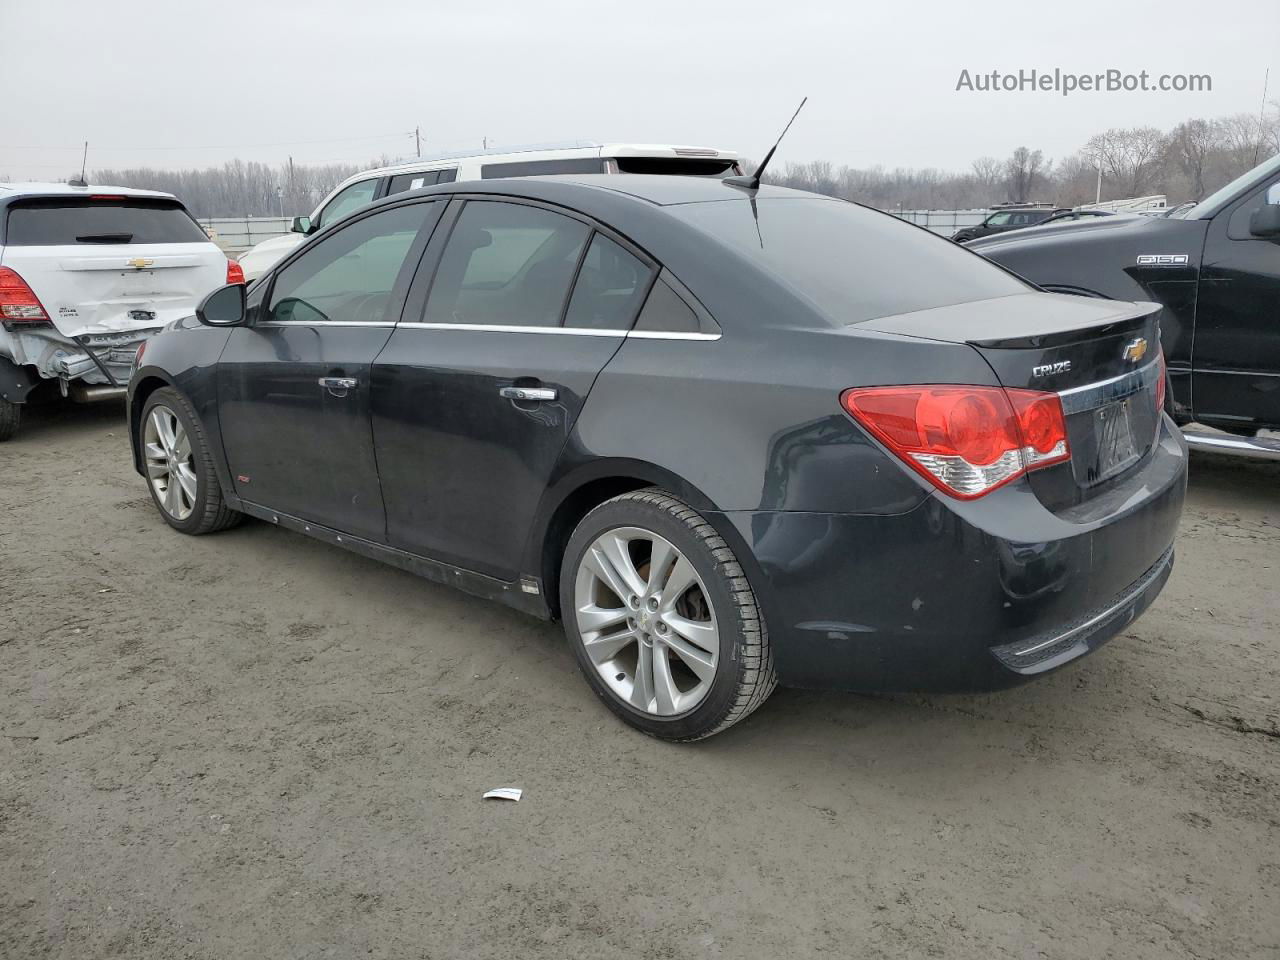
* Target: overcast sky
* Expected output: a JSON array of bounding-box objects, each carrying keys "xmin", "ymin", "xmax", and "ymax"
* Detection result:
[{"xmin": 2, "ymin": 0, "xmax": 1276, "ymax": 181}]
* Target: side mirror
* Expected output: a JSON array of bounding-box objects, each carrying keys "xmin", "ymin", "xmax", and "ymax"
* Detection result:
[
  {"xmin": 1249, "ymin": 184, "xmax": 1280, "ymax": 239},
  {"xmin": 290, "ymin": 215, "xmax": 312, "ymax": 235},
  {"xmin": 196, "ymin": 284, "xmax": 246, "ymax": 327}
]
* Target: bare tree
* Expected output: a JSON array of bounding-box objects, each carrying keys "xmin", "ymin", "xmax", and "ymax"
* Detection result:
[
  {"xmin": 1085, "ymin": 127, "xmax": 1166, "ymax": 198},
  {"xmin": 1165, "ymin": 119, "xmax": 1222, "ymax": 200},
  {"xmin": 1003, "ymin": 147, "xmax": 1050, "ymax": 202}
]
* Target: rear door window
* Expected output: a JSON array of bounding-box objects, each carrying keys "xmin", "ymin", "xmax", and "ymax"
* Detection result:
[
  {"xmin": 387, "ymin": 171, "xmax": 452, "ymax": 195},
  {"xmin": 422, "ymin": 201, "xmax": 589, "ymax": 327},
  {"xmin": 563, "ymin": 234, "xmax": 654, "ymax": 329},
  {"xmin": 5, "ymin": 198, "xmax": 208, "ymax": 245}
]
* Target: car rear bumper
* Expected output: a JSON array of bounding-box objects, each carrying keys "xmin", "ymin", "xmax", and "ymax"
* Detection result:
[
  {"xmin": 1, "ymin": 326, "xmax": 159, "ymax": 388},
  {"xmin": 712, "ymin": 414, "xmax": 1188, "ymax": 692}
]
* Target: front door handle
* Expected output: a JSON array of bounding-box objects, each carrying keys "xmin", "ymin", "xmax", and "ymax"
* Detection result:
[
  {"xmin": 500, "ymin": 386, "xmax": 557, "ymax": 402},
  {"xmin": 319, "ymin": 376, "xmax": 358, "ymax": 398}
]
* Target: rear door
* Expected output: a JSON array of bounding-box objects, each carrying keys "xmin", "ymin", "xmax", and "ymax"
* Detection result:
[
  {"xmin": 371, "ymin": 197, "xmax": 656, "ymax": 580},
  {"xmin": 0, "ymin": 195, "xmax": 224, "ymax": 337},
  {"xmin": 217, "ymin": 199, "xmax": 445, "ymax": 541}
]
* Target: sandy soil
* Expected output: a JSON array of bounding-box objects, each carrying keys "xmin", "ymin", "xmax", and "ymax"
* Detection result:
[{"xmin": 2, "ymin": 399, "xmax": 1278, "ymax": 959}]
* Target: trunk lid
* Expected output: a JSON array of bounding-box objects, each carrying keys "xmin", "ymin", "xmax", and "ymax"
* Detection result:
[
  {"xmin": 863, "ymin": 292, "xmax": 1165, "ymax": 508},
  {"xmin": 0, "ymin": 196, "xmax": 226, "ymax": 338}
]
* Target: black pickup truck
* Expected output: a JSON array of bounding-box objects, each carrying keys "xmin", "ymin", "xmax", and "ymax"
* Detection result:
[{"xmin": 970, "ymin": 153, "xmax": 1280, "ymax": 458}]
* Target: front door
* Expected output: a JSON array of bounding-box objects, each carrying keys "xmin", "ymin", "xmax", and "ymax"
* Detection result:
[
  {"xmin": 1194, "ymin": 172, "xmax": 1280, "ymax": 428},
  {"xmin": 217, "ymin": 200, "xmax": 444, "ymax": 541},
  {"xmin": 371, "ymin": 198, "xmax": 656, "ymax": 580}
]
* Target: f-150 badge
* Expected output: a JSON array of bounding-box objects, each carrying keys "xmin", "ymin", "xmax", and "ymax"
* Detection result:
[{"xmin": 1136, "ymin": 254, "xmax": 1189, "ymax": 266}]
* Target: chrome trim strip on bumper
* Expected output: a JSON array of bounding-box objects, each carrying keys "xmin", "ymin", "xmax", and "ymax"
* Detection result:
[
  {"xmin": 1056, "ymin": 359, "xmax": 1160, "ymax": 415},
  {"xmin": 1007, "ymin": 545, "xmax": 1175, "ymax": 659}
]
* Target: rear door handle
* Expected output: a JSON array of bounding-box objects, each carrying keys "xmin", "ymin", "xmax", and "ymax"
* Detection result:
[
  {"xmin": 319, "ymin": 376, "xmax": 358, "ymax": 398},
  {"xmin": 500, "ymin": 386, "xmax": 557, "ymax": 402}
]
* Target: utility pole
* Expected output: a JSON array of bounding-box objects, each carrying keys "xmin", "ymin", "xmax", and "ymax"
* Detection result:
[
  {"xmin": 415, "ymin": 126, "xmax": 421, "ymax": 158},
  {"xmin": 483, "ymin": 136, "xmax": 488, "ymax": 150},
  {"xmin": 79, "ymin": 141, "xmax": 88, "ymax": 183},
  {"xmin": 1095, "ymin": 161, "xmax": 1102, "ymax": 205}
]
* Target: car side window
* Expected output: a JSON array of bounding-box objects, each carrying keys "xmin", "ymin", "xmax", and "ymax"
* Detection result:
[
  {"xmin": 315, "ymin": 179, "xmax": 379, "ymax": 229},
  {"xmin": 422, "ymin": 201, "xmax": 590, "ymax": 327},
  {"xmin": 387, "ymin": 171, "xmax": 441, "ymax": 195},
  {"xmin": 563, "ymin": 234, "xmax": 655, "ymax": 330},
  {"xmin": 986, "ymin": 212, "xmax": 1013, "ymax": 226},
  {"xmin": 268, "ymin": 202, "xmax": 440, "ymax": 325},
  {"xmin": 632, "ymin": 276, "xmax": 701, "ymax": 334}
]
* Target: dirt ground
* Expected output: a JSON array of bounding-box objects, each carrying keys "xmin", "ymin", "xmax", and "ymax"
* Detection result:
[{"xmin": 2, "ymin": 398, "xmax": 1278, "ymax": 960}]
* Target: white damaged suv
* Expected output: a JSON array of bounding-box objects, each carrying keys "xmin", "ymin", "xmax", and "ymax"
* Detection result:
[{"xmin": 0, "ymin": 183, "xmax": 237, "ymax": 440}]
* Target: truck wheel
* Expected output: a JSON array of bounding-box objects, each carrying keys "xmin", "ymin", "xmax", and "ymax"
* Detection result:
[
  {"xmin": 0, "ymin": 397, "xmax": 19, "ymax": 441},
  {"xmin": 560, "ymin": 489, "xmax": 776, "ymax": 741},
  {"xmin": 140, "ymin": 387, "xmax": 242, "ymax": 535}
]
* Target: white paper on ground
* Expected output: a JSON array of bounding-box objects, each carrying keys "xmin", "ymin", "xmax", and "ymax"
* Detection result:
[{"xmin": 482, "ymin": 787, "xmax": 523, "ymax": 802}]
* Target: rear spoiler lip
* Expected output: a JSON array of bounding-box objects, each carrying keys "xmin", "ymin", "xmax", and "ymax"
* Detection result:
[
  {"xmin": 966, "ymin": 300, "xmax": 1161, "ymax": 350},
  {"xmin": 857, "ymin": 293, "xmax": 1161, "ymax": 351}
]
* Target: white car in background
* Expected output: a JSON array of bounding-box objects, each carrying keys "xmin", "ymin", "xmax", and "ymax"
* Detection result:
[
  {"xmin": 236, "ymin": 142, "xmax": 742, "ymax": 280},
  {"xmin": 0, "ymin": 183, "xmax": 238, "ymax": 440}
]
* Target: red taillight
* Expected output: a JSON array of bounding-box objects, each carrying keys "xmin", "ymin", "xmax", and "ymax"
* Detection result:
[
  {"xmin": 841, "ymin": 385, "xmax": 1070, "ymax": 499},
  {"xmin": 1155, "ymin": 348, "xmax": 1167, "ymax": 413},
  {"xmin": 226, "ymin": 259, "xmax": 245, "ymax": 285},
  {"xmin": 0, "ymin": 267, "xmax": 52, "ymax": 327}
]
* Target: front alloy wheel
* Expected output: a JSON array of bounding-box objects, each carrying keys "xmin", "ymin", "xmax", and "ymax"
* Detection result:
[
  {"xmin": 144, "ymin": 404, "xmax": 197, "ymax": 521},
  {"xmin": 561, "ymin": 489, "xmax": 776, "ymax": 740},
  {"xmin": 139, "ymin": 386, "xmax": 242, "ymax": 535}
]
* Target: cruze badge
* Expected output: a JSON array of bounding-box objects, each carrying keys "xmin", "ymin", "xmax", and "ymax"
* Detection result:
[
  {"xmin": 1123, "ymin": 337, "xmax": 1149, "ymax": 363},
  {"xmin": 1032, "ymin": 360, "xmax": 1072, "ymax": 378},
  {"xmin": 1136, "ymin": 254, "xmax": 1188, "ymax": 266}
]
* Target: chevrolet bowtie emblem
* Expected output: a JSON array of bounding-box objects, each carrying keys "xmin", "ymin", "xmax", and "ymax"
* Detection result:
[
  {"xmin": 1122, "ymin": 337, "xmax": 1148, "ymax": 363},
  {"xmin": 127, "ymin": 257, "xmax": 155, "ymax": 269}
]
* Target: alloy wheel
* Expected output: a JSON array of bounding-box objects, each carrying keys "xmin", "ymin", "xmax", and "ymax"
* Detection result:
[
  {"xmin": 573, "ymin": 526, "xmax": 719, "ymax": 716},
  {"xmin": 143, "ymin": 404, "xmax": 197, "ymax": 521}
]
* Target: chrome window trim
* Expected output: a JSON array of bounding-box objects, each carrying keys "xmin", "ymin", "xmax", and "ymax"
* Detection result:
[
  {"xmin": 1056, "ymin": 359, "xmax": 1159, "ymax": 415},
  {"xmin": 394, "ymin": 321, "xmax": 721, "ymax": 341},
  {"xmin": 256, "ymin": 320, "xmax": 397, "ymax": 328}
]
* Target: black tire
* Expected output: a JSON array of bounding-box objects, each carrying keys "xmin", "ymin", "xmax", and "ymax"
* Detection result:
[
  {"xmin": 560, "ymin": 489, "xmax": 776, "ymax": 741},
  {"xmin": 140, "ymin": 387, "xmax": 242, "ymax": 535},
  {"xmin": 0, "ymin": 397, "xmax": 19, "ymax": 441}
]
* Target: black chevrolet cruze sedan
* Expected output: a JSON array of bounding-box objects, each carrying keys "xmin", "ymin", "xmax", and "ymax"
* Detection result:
[{"xmin": 128, "ymin": 175, "xmax": 1187, "ymax": 740}]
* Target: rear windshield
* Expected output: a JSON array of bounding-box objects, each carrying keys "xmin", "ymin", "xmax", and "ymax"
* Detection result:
[
  {"xmin": 5, "ymin": 198, "xmax": 208, "ymax": 246},
  {"xmin": 613, "ymin": 157, "xmax": 740, "ymax": 177},
  {"xmin": 673, "ymin": 197, "xmax": 1028, "ymax": 324}
]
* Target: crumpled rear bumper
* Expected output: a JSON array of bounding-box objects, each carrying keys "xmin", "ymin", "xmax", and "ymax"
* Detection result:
[{"xmin": 2, "ymin": 326, "xmax": 160, "ymax": 388}]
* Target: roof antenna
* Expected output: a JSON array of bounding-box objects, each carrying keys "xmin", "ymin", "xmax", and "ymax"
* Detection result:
[
  {"xmin": 69, "ymin": 141, "xmax": 88, "ymax": 188},
  {"xmin": 725, "ymin": 97, "xmax": 807, "ymax": 192}
]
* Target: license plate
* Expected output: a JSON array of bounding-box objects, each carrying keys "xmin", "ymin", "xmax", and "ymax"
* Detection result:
[{"xmin": 1093, "ymin": 398, "xmax": 1139, "ymax": 481}]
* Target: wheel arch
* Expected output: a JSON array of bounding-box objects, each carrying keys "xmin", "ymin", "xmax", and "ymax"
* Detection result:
[
  {"xmin": 128, "ymin": 371, "xmax": 178, "ymax": 475},
  {"xmin": 527, "ymin": 458, "xmax": 731, "ymax": 620}
]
